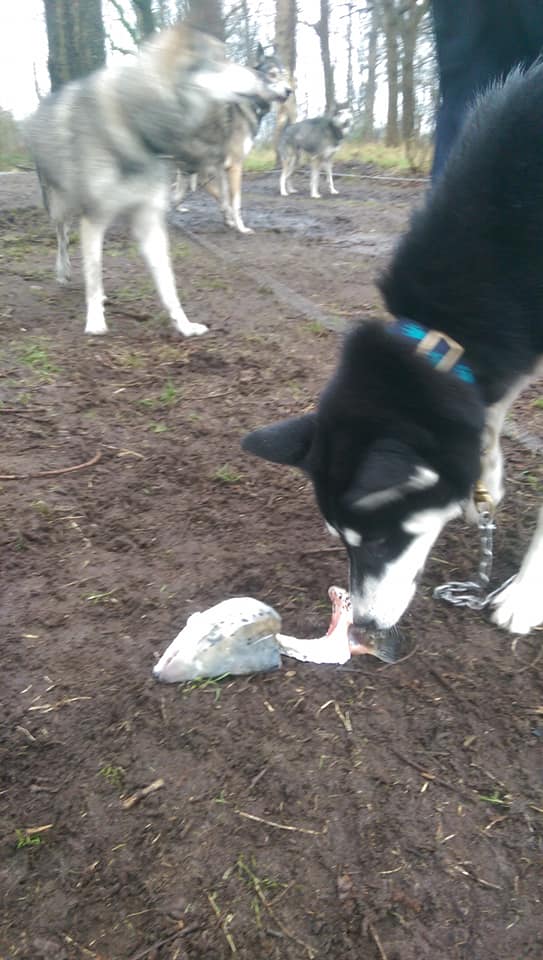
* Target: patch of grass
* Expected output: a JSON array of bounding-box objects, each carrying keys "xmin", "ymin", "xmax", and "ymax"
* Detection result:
[
  {"xmin": 194, "ymin": 275, "xmax": 229, "ymax": 292},
  {"xmin": 236, "ymin": 854, "xmax": 288, "ymax": 927},
  {"xmin": 113, "ymin": 279, "xmax": 155, "ymax": 302},
  {"xmin": 337, "ymin": 138, "xmax": 431, "ymax": 174},
  {"xmin": 244, "ymin": 147, "xmax": 276, "ymax": 173},
  {"xmin": 306, "ymin": 319, "xmax": 328, "ymax": 336},
  {"xmin": 0, "ymin": 151, "xmax": 31, "ymax": 171},
  {"xmin": 172, "ymin": 240, "xmax": 191, "ymax": 259},
  {"xmin": 18, "ymin": 340, "xmax": 59, "ymax": 380},
  {"xmin": 15, "ymin": 829, "xmax": 42, "ymax": 850},
  {"xmin": 213, "ymin": 464, "xmax": 242, "ymax": 484},
  {"xmin": 31, "ymin": 500, "xmax": 52, "ymax": 517},
  {"xmin": 478, "ymin": 788, "xmax": 511, "ymax": 806},
  {"xmin": 149, "ymin": 422, "xmax": 168, "ymax": 433},
  {"xmin": 99, "ymin": 764, "xmax": 125, "ymax": 788},
  {"xmin": 108, "ymin": 348, "xmax": 145, "ymax": 369},
  {"xmin": 159, "ymin": 379, "xmax": 180, "ymax": 405},
  {"xmin": 182, "ymin": 675, "xmax": 229, "ymax": 700},
  {"xmin": 532, "ymin": 395, "xmax": 543, "ymax": 409}
]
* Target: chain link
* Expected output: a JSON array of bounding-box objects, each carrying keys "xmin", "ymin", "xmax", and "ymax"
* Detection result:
[{"xmin": 433, "ymin": 488, "xmax": 514, "ymax": 611}]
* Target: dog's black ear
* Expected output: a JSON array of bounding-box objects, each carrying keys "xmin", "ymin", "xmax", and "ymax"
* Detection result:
[
  {"xmin": 343, "ymin": 439, "xmax": 439, "ymax": 512},
  {"xmin": 242, "ymin": 414, "xmax": 315, "ymax": 467}
]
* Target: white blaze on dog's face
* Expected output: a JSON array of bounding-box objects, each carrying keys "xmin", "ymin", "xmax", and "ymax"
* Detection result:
[{"xmin": 343, "ymin": 502, "xmax": 462, "ymax": 631}]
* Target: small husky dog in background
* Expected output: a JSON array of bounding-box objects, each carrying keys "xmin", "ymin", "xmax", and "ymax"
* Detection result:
[
  {"xmin": 173, "ymin": 44, "xmax": 292, "ymax": 234},
  {"xmin": 24, "ymin": 25, "xmax": 284, "ymax": 337},
  {"xmin": 279, "ymin": 103, "xmax": 352, "ymax": 199}
]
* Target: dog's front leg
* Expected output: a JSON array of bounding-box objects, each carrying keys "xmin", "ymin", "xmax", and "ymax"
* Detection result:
[
  {"xmin": 228, "ymin": 162, "xmax": 252, "ymax": 234},
  {"xmin": 491, "ymin": 502, "xmax": 543, "ymax": 634},
  {"xmin": 80, "ymin": 216, "xmax": 108, "ymax": 335},
  {"xmin": 132, "ymin": 202, "xmax": 207, "ymax": 337},
  {"xmin": 325, "ymin": 160, "xmax": 339, "ymax": 195},
  {"xmin": 310, "ymin": 159, "xmax": 321, "ymax": 199}
]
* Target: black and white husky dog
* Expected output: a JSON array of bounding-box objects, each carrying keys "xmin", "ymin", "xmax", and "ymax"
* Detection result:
[{"xmin": 244, "ymin": 65, "xmax": 543, "ymax": 640}]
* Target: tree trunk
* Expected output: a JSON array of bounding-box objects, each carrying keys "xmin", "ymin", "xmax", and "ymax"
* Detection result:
[
  {"xmin": 400, "ymin": 0, "xmax": 430, "ymax": 144},
  {"xmin": 314, "ymin": 0, "xmax": 335, "ymax": 111},
  {"xmin": 44, "ymin": 0, "xmax": 105, "ymax": 91},
  {"xmin": 132, "ymin": 0, "xmax": 156, "ymax": 38},
  {"xmin": 379, "ymin": 0, "xmax": 400, "ymax": 146},
  {"xmin": 273, "ymin": 0, "xmax": 297, "ymax": 158},
  {"xmin": 185, "ymin": 0, "xmax": 225, "ymax": 42},
  {"xmin": 361, "ymin": 4, "xmax": 378, "ymax": 138},
  {"xmin": 346, "ymin": 2, "xmax": 355, "ymax": 106}
]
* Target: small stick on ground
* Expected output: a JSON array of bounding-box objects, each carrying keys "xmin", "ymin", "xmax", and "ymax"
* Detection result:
[
  {"xmin": 366, "ymin": 921, "xmax": 389, "ymax": 960},
  {"xmin": 0, "ymin": 449, "xmax": 102, "ymax": 481},
  {"xmin": 235, "ymin": 809, "xmax": 325, "ymax": 836},
  {"xmin": 388, "ymin": 746, "xmax": 476, "ymax": 804},
  {"xmin": 122, "ymin": 778, "xmax": 165, "ymax": 810},
  {"xmin": 128, "ymin": 923, "xmax": 202, "ymax": 960}
]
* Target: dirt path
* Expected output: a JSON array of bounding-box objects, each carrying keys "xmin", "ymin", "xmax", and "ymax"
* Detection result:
[{"xmin": 0, "ymin": 169, "xmax": 542, "ymax": 960}]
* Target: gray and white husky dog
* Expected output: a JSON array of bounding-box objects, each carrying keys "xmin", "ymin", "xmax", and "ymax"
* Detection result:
[
  {"xmin": 173, "ymin": 44, "xmax": 292, "ymax": 234},
  {"xmin": 279, "ymin": 103, "xmax": 352, "ymax": 199},
  {"xmin": 24, "ymin": 24, "xmax": 286, "ymax": 337}
]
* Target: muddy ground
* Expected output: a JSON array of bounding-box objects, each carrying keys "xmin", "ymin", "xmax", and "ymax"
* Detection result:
[{"xmin": 0, "ymin": 166, "xmax": 542, "ymax": 960}]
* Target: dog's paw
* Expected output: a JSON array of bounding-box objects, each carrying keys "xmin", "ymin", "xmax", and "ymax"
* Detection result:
[
  {"xmin": 85, "ymin": 319, "xmax": 108, "ymax": 335},
  {"xmin": 237, "ymin": 225, "xmax": 254, "ymax": 235},
  {"xmin": 330, "ymin": 188, "xmax": 339, "ymax": 195},
  {"xmin": 490, "ymin": 576, "xmax": 543, "ymax": 634},
  {"xmin": 181, "ymin": 322, "xmax": 208, "ymax": 337},
  {"xmin": 310, "ymin": 192, "xmax": 322, "ymax": 199}
]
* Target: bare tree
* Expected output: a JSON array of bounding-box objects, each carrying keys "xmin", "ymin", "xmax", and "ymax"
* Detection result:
[
  {"xmin": 312, "ymin": 0, "xmax": 336, "ymax": 112},
  {"xmin": 346, "ymin": 1, "xmax": 355, "ymax": 106},
  {"xmin": 185, "ymin": 0, "xmax": 225, "ymax": 41},
  {"xmin": 377, "ymin": 0, "xmax": 400, "ymax": 146},
  {"xmin": 399, "ymin": 0, "xmax": 430, "ymax": 145},
  {"xmin": 360, "ymin": 2, "xmax": 379, "ymax": 138},
  {"xmin": 274, "ymin": 0, "xmax": 297, "ymax": 155},
  {"xmin": 44, "ymin": 0, "xmax": 106, "ymax": 91}
]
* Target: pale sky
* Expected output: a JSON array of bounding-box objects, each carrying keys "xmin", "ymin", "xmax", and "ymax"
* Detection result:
[{"xmin": 0, "ymin": 0, "xmax": 372, "ymax": 122}]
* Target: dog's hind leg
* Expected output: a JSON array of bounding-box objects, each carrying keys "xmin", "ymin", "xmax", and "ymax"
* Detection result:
[
  {"xmin": 309, "ymin": 159, "xmax": 321, "ymax": 199},
  {"xmin": 131, "ymin": 201, "xmax": 208, "ymax": 337},
  {"xmin": 490, "ymin": 503, "xmax": 543, "ymax": 634},
  {"xmin": 324, "ymin": 160, "xmax": 339, "ymax": 195},
  {"xmin": 55, "ymin": 221, "xmax": 71, "ymax": 284},
  {"xmin": 80, "ymin": 216, "xmax": 108, "ymax": 336}
]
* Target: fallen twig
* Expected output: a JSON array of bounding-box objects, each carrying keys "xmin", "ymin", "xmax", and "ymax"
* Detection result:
[
  {"xmin": 122, "ymin": 778, "xmax": 165, "ymax": 810},
  {"xmin": 366, "ymin": 921, "xmax": 389, "ymax": 960},
  {"xmin": 388, "ymin": 746, "xmax": 476, "ymax": 803},
  {"xmin": 128, "ymin": 923, "xmax": 202, "ymax": 960},
  {"xmin": 0, "ymin": 449, "xmax": 101, "ymax": 480},
  {"xmin": 235, "ymin": 809, "xmax": 325, "ymax": 836}
]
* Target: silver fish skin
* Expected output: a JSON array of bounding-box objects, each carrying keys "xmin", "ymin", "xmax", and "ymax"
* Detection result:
[{"xmin": 153, "ymin": 597, "xmax": 282, "ymax": 682}]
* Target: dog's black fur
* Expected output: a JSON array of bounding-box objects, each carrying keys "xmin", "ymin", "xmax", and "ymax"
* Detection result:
[{"xmin": 243, "ymin": 64, "xmax": 543, "ymax": 634}]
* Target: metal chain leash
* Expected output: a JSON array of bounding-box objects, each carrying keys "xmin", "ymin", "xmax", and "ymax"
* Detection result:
[{"xmin": 433, "ymin": 482, "xmax": 514, "ymax": 611}]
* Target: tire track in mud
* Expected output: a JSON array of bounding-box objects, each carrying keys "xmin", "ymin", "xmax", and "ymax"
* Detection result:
[{"xmin": 175, "ymin": 222, "xmax": 348, "ymax": 332}]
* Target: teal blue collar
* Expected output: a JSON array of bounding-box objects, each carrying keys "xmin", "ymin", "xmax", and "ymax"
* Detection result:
[{"xmin": 387, "ymin": 318, "xmax": 475, "ymax": 384}]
